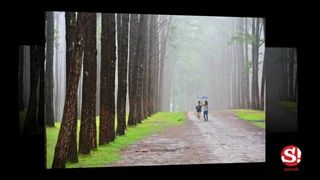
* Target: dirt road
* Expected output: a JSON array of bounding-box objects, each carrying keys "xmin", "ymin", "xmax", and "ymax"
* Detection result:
[{"xmin": 108, "ymin": 111, "xmax": 265, "ymax": 166}]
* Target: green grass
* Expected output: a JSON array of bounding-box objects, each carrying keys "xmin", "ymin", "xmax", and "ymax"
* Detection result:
[
  {"xmin": 233, "ymin": 109, "xmax": 265, "ymax": 128},
  {"xmin": 46, "ymin": 123, "xmax": 61, "ymax": 168},
  {"xmin": 47, "ymin": 112, "xmax": 185, "ymax": 168},
  {"xmin": 278, "ymin": 101, "xmax": 297, "ymax": 109},
  {"xmin": 19, "ymin": 110, "xmax": 27, "ymax": 121}
]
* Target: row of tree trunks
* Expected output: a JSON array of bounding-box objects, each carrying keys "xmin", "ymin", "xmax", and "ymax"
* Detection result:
[
  {"xmin": 20, "ymin": 13, "xmax": 168, "ymax": 169},
  {"xmin": 20, "ymin": 45, "xmax": 46, "ymax": 171},
  {"xmin": 51, "ymin": 13, "xmax": 164, "ymax": 168},
  {"xmin": 52, "ymin": 13, "xmax": 86, "ymax": 168}
]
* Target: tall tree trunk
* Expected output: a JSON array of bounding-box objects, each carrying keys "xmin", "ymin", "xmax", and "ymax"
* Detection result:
[
  {"xmin": 77, "ymin": 65, "xmax": 83, "ymax": 120},
  {"xmin": 88, "ymin": 12, "xmax": 98, "ymax": 150},
  {"xmin": 79, "ymin": 13, "xmax": 97, "ymax": 154},
  {"xmin": 23, "ymin": 46, "xmax": 31, "ymax": 111},
  {"xmin": 52, "ymin": 13, "xmax": 85, "ymax": 168},
  {"xmin": 244, "ymin": 18, "xmax": 250, "ymax": 109},
  {"xmin": 145, "ymin": 15, "xmax": 152, "ymax": 117},
  {"xmin": 288, "ymin": 48, "xmax": 294, "ymax": 101},
  {"xmin": 144, "ymin": 15, "xmax": 150, "ymax": 118},
  {"xmin": 140, "ymin": 15, "xmax": 149, "ymax": 120},
  {"xmin": 65, "ymin": 12, "xmax": 78, "ymax": 163},
  {"xmin": 100, "ymin": 13, "xmax": 116, "ymax": 145},
  {"xmin": 236, "ymin": 26, "xmax": 241, "ymax": 109},
  {"xmin": 37, "ymin": 46, "xmax": 46, "ymax": 168},
  {"xmin": 260, "ymin": 53, "xmax": 266, "ymax": 110},
  {"xmin": 283, "ymin": 52, "xmax": 288, "ymax": 99},
  {"xmin": 232, "ymin": 19, "xmax": 240, "ymax": 109},
  {"xmin": 116, "ymin": 13, "xmax": 129, "ymax": 135},
  {"xmin": 45, "ymin": 12, "xmax": 55, "ymax": 127},
  {"xmin": 295, "ymin": 64, "xmax": 298, "ymax": 102},
  {"xmin": 237, "ymin": 18, "xmax": 245, "ymax": 108},
  {"xmin": 22, "ymin": 46, "xmax": 44, "ymax": 170},
  {"xmin": 294, "ymin": 49, "xmax": 298, "ymax": 101},
  {"xmin": 147, "ymin": 15, "xmax": 154, "ymax": 116},
  {"xmin": 255, "ymin": 18, "xmax": 261, "ymax": 110},
  {"xmin": 159, "ymin": 16, "xmax": 171, "ymax": 111},
  {"xmin": 136, "ymin": 14, "xmax": 148, "ymax": 123},
  {"xmin": 251, "ymin": 18, "xmax": 260, "ymax": 110},
  {"xmin": 38, "ymin": 46, "xmax": 45, "ymax": 127},
  {"xmin": 162, "ymin": 41, "xmax": 173, "ymax": 112},
  {"xmin": 135, "ymin": 14, "xmax": 143, "ymax": 123},
  {"xmin": 89, "ymin": 13, "xmax": 98, "ymax": 149},
  {"xmin": 54, "ymin": 12, "xmax": 61, "ymax": 121},
  {"xmin": 231, "ymin": 32, "xmax": 236, "ymax": 108},
  {"xmin": 96, "ymin": 13, "xmax": 102, "ymax": 117},
  {"xmin": 251, "ymin": 18, "xmax": 256, "ymax": 109},
  {"xmin": 128, "ymin": 14, "xmax": 139, "ymax": 126},
  {"xmin": 19, "ymin": 46, "xmax": 24, "ymax": 111},
  {"xmin": 23, "ymin": 46, "xmax": 41, "ymax": 134},
  {"xmin": 153, "ymin": 15, "xmax": 160, "ymax": 113},
  {"xmin": 258, "ymin": 18, "xmax": 265, "ymax": 111}
]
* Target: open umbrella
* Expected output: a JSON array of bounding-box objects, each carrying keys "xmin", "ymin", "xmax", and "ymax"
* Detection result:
[{"xmin": 200, "ymin": 96, "xmax": 208, "ymax": 100}]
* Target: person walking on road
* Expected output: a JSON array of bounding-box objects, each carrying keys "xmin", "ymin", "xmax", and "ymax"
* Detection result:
[
  {"xmin": 202, "ymin": 100, "xmax": 208, "ymax": 121},
  {"xmin": 195, "ymin": 101, "xmax": 202, "ymax": 120}
]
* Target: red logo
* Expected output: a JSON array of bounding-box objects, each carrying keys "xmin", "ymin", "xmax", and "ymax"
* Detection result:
[{"xmin": 281, "ymin": 145, "xmax": 302, "ymax": 167}]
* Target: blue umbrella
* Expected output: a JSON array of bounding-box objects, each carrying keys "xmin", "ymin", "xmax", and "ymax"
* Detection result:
[{"xmin": 200, "ymin": 96, "xmax": 208, "ymax": 100}]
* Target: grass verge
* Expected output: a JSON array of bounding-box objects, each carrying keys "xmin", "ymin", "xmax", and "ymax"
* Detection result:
[
  {"xmin": 47, "ymin": 112, "xmax": 185, "ymax": 168},
  {"xmin": 233, "ymin": 109, "xmax": 265, "ymax": 128}
]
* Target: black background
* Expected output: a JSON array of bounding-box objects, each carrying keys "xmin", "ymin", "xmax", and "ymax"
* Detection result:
[{"xmin": 4, "ymin": 1, "xmax": 314, "ymax": 178}]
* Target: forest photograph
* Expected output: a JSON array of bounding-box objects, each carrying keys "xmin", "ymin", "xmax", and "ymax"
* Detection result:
[
  {"xmin": 19, "ymin": 12, "xmax": 270, "ymax": 168},
  {"xmin": 265, "ymin": 48, "xmax": 298, "ymax": 132}
]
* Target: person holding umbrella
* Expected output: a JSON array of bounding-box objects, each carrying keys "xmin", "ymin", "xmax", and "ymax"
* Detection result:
[
  {"xmin": 202, "ymin": 100, "xmax": 209, "ymax": 121},
  {"xmin": 198, "ymin": 96, "xmax": 209, "ymax": 121}
]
